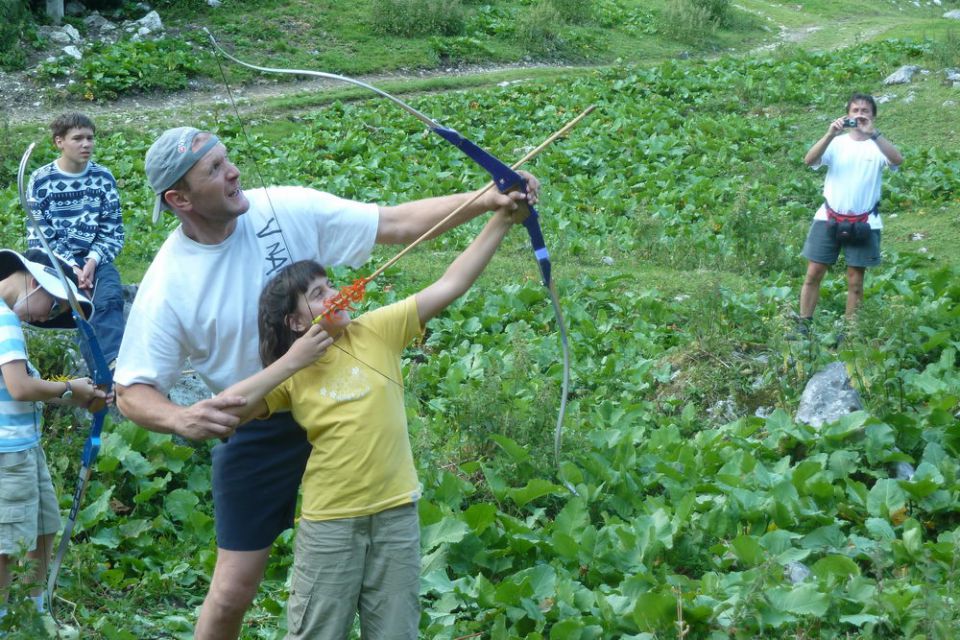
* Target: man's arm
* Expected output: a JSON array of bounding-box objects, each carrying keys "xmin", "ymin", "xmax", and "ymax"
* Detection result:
[
  {"xmin": 804, "ymin": 118, "xmax": 843, "ymax": 167},
  {"xmin": 415, "ymin": 208, "xmax": 516, "ymax": 323},
  {"xmin": 116, "ymin": 382, "xmax": 246, "ymax": 440},
  {"xmin": 873, "ymin": 134, "xmax": 903, "ymax": 167},
  {"xmin": 376, "ymin": 171, "xmax": 539, "ymax": 245}
]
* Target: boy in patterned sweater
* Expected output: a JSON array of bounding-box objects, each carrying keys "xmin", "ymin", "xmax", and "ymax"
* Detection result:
[{"xmin": 27, "ymin": 113, "xmax": 126, "ymax": 367}]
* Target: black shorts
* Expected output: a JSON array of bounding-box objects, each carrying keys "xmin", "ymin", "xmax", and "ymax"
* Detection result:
[{"xmin": 212, "ymin": 412, "xmax": 311, "ymax": 551}]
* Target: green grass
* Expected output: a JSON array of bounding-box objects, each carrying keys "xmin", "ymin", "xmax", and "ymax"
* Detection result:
[{"xmin": 1, "ymin": 6, "xmax": 960, "ymax": 638}]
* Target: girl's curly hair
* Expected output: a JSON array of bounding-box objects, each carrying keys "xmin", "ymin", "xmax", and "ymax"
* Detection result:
[{"xmin": 258, "ymin": 260, "xmax": 327, "ymax": 366}]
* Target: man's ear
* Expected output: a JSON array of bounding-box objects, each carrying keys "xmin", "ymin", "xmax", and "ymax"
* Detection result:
[{"xmin": 164, "ymin": 188, "xmax": 191, "ymax": 212}]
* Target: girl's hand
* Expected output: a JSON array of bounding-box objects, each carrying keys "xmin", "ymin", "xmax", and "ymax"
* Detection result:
[{"xmin": 285, "ymin": 324, "xmax": 333, "ymax": 370}]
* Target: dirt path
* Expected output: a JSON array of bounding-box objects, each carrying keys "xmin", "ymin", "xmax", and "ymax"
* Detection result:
[{"xmin": 2, "ymin": 61, "xmax": 561, "ymax": 129}]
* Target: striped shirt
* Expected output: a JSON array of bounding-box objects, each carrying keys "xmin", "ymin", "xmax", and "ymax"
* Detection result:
[{"xmin": 0, "ymin": 302, "xmax": 42, "ymax": 452}]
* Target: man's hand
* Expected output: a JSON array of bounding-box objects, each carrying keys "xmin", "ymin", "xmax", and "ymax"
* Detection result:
[
  {"xmin": 855, "ymin": 114, "xmax": 876, "ymax": 136},
  {"xmin": 827, "ymin": 117, "xmax": 847, "ymax": 137},
  {"xmin": 176, "ymin": 395, "xmax": 247, "ymax": 440},
  {"xmin": 479, "ymin": 170, "xmax": 540, "ymax": 214}
]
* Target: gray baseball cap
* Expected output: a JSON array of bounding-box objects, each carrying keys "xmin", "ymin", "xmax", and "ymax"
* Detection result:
[{"xmin": 145, "ymin": 127, "xmax": 220, "ymax": 223}]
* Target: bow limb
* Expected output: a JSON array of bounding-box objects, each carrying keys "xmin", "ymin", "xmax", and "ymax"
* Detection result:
[{"xmin": 17, "ymin": 143, "xmax": 114, "ymax": 608}]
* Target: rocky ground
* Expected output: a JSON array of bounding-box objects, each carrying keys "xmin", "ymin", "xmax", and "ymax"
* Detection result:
[{"xmin": 1, "ymin": 5, "xmax": 557, "ymax": 128}]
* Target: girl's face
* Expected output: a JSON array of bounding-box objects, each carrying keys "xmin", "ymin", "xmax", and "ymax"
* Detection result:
[{"xmin": 289, "ymin": 275, "xmax": 352, "ymax": 336}]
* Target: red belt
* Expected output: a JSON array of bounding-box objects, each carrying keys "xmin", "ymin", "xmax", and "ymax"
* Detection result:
[{"xmin": 825, "ymin": 202, "xmax": 874, "ymax": 223}]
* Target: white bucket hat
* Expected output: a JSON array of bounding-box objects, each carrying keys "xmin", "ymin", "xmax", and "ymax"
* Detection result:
[{"xmin": 0, "ymin": 249, "xmax": 93, "ymax": 328}]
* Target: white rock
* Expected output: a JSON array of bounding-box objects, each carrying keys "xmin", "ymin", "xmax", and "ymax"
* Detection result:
[
  {"xmin": 207, "ymin": 0, "xmax": 221, "ymax": 5},
  {"xmin": 884, "ymin": 65, "xmax": 920, "ymax": 85},
  {"xmin": 944, "ymin": 10, "xmax": 960, "ymax": 19},
  {"xmin": 944, "ymin": 100, "xmax": 957, "ymax": 107},
  {"xmin": 601, "ymin": 256, "xmax": 614, "ymax": 265},
  {"xmin": 136, "ymin": 10, "xmax": 163, "ymax": 31},
  {"xmin": 63, "ymin": 45, "xmax": 83, "ymax": 60}
]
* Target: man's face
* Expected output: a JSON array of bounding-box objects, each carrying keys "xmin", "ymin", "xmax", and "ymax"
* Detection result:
[
  {"xmin": 847, "ymin": 100, "xmax": 875, "ymax": 121},
  {"xmin": 55, "ymin": 127, "xmax": 95, "ymax": 169},
  {"xmin": 178, "ymin": 135, "xmax": 250, "ymax": 221}
]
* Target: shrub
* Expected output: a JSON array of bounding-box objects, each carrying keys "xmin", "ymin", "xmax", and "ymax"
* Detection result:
[
  {"xmin": 370, "ymin": 0, "xmax": 466, "ymax": 38},
  {"xmin": 430, "ymin": 35, "xmax": 493, "ymax": 64},
  {"xmin": 37, "ymin": 38, "xmax": 204, "ymax": 101},
  {"xmin": 927, "ymin": 29, "xmax": 960, "ymax": 68},
  {"xmin": 693, "ymin": 0, "xmax": 731, "ymax": 25},
  {"xmin": 517, "ymin": 1, "xmax": 565, "ymax": 56},
  {"xmin": 0, "ymin": 0, "xmax": 31, "ymax": 70},
  {"xmin": 83, "ymin": 0, "xmax": 126, "ymax": 10},
  {"xmin": 548, "ymin": 0, "xmax": 596, "ymax": 25},
  {"xmin": 658, "ymin": 0, "xmax": 719, "ymax": 45}
]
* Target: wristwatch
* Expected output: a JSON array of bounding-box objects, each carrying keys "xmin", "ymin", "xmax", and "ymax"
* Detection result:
[
  {"xmin": 870, "ymin": 131, "xmax": 882, "ymax": 141},
  {"xmin": 59, "ymin": 381, "xmax": 73, "ymax": 401}
]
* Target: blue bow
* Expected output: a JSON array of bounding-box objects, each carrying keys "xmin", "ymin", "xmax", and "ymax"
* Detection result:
[
  {"xmin": 17, "ymin": 143, "xmax": 115, "ymax": 608},
  {"xmin": 207, "ymin": 32, "xmax": 579, "ymax": 492}
]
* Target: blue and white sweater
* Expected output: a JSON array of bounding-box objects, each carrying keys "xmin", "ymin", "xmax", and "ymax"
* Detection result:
[{"xmin": 27, "ymin": 160, "xmax": 125, "ymax": 267}]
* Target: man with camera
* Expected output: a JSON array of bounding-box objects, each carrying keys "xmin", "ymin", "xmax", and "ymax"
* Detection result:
[{"xmin": 796, "ymin": 92, "xmax": 903, "ymax": 336}]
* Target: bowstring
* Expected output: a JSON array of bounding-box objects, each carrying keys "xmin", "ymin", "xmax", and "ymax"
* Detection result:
[{"xmin": 211, "ymin": 43, "xmax": 403, "ymax": 389}]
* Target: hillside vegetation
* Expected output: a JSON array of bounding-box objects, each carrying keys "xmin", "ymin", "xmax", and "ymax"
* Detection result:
[{"xmin": 0, "ymin": 0, "xmax": 959, "ymax": 638}]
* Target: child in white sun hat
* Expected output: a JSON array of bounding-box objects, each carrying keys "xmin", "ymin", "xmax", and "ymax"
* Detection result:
[{"xmin": 0, "ymin": 249, "xmax": 107, "ymax": 622}]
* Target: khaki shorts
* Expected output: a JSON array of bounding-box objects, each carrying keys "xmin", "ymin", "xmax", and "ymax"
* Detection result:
[
  {"xmin": 0, "ymin": 447, "xmax": 60, "ymax": 555},
  {"xmin": 286, "ymin": 503, "xmax": 420, "ymax": 640}
]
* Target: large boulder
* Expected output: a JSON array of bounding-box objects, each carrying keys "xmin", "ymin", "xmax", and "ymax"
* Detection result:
[{"xmin": 795, "ymin": 362, "xmax": 863, "ymax": 428}]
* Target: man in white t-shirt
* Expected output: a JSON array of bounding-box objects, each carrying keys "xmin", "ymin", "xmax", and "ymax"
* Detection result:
[
  {"xmin": 113, "ymin": 127, "xmax": 539, "ymax": 640},
  {"xmin": 798, "ymin": 93, "xmax": 903, "ymax": 333}
]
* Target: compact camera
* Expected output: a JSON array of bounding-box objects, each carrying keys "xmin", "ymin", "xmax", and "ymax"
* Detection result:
[{"xmin": 842, "ymin": 117, "xmax": 859, "ymax": 128}]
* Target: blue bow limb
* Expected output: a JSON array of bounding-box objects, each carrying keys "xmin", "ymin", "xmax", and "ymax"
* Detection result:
[{"xmin": 17, "ymin": 143, "xmax": 115, "ymax": 609}]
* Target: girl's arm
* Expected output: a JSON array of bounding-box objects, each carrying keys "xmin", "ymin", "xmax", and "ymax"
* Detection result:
[
  {"xmin": 0, "ymin": 361, "xmax": 106, "ymax": 407},
  {"xmin": 217, "ymin": 324, "xmax": 333, "ymax": 424},
  {"xmin": 415, "ymin": 208, "xmax": 517, "ymax": 324}
]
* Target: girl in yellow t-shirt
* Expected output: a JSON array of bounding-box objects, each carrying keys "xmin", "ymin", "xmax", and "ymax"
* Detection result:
[{"xmin": 219, "ymin": 207, "xmax": 522, "ymax": 639}]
